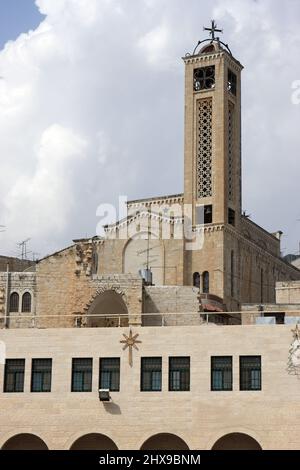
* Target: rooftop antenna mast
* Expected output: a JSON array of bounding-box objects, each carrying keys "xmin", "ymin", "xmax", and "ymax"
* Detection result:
[{"xmin": 17, "ymin": 238, "xmax": 31, "ymax": 260}]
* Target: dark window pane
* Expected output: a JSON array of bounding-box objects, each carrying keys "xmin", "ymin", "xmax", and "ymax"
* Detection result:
[
  {"xmin": 240, "ymin": 356, "xmax": 261, "ymax": 391},
  {"xmin": 22, "ymin": 292, "xmax": 32, "ymax": 313},
  {"xmin": 141, "ymin": 358, "xmax": 162, "ymax": 392},
  {"xmin": 169, "ymin": 357, "xmax": 190, "ymax": 391},
  {"xmin": 4, "ymin": 359, "xmax": 25, "ymax": 393},
  {"xmin": 31, "ymin": 359, "xmax": 52, "ymax": 392},
  {"xmin": 100, "ymin": 358, "xmax": 120, "ymax": 392},
  {"xmin": 211, "ymin": 356, "xmax": 232, "ymax": 391},
  {"xmin": 9, "ymin": 293, "xmax": 19, "ymax": 313},
  {"xmin": 72, "ymin": 358, "xmax": 93, "ymax": 392}
]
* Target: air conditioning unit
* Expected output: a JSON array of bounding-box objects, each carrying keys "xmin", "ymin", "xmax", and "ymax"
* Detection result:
[{"xmin": 99, "ymin": 389, "xmax": 111, "ymax": 402}]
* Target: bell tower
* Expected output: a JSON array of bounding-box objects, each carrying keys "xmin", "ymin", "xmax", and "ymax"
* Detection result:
[{"xmin": 183, "ymin": 21, "xmax": 243, "ymax": 228}]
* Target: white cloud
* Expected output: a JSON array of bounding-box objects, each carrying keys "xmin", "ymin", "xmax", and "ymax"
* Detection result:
[{"xmin": 0, "ymin": 0, "xmax": 299, "ymax": 258}]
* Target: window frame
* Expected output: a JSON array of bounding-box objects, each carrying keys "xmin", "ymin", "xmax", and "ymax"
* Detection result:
[
  {"xmin": 4, "ymin": 359, "xmax": 25, "ymax": 393},
  {"xmin": 169, "ymin": 356, "xmax": 190, "ymax": 392},
  {"xmin": 99, "ymin": 358, "xmax": 120, "ymax": 392},
  {"xmin": 21, "ymin": 292, "xmax": 32, "ymax": 313},
  {"xmin": 31, "ymin": 358, "xmax": 52, "ymax": 393},
  {"xmin": 239, "ymin": 356, "xmax": 262, "ymax": 391},
  {"xmin": 9, "ymin": 292, "xmax": 19, "ymax": 313},
  {"xmin": 211, "ymin": 356, "xmax": 233, "ymax": 391},
  {"xmin": 141, "ymin": 357, "xmax": 162, "ymax": 392},
  {"xmin": 71, "ymin": 358, "xmax": 93, "ymax": 393}
]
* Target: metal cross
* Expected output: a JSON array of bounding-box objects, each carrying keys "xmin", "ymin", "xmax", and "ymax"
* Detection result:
[
  {"xmin": 204, "ymin": 20, "xmax": 223, "ymax": 40},
  {"xmin": 120, "ymin": 329, "xmax": 142, "ymax": 367}
]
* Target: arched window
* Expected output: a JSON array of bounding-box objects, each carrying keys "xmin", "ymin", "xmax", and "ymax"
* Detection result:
[
  {"xmin": 193, "ymin": 272, "xmax": 200, "ymax": 288},
  {"xmin": 22, "ymin": 293, "xmax": 32, "ymax": 313},
  {"xmin": 203, "ymin": 271, "xmax": 210, "ymax": 294},
  {"xmin": 9, "ymin": 293, "xmax": 19, "ymax": 313}
]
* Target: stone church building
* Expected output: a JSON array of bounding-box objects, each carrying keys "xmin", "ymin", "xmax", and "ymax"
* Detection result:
[{"xmin": 1, "ymin": 24, "xmax": 300, "ymax": 451}]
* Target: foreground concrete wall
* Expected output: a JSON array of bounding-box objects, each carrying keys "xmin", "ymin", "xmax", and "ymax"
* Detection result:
[{"xmin": 0, "ymin": 325, "xmax": 299, "ymax": 450}]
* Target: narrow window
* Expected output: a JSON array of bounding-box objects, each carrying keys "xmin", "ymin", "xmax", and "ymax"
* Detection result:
[
  {"xmin": 240, "ymin": 356, "xmax": 261, "ymax": 391},
  {"xmin": 4, "ymin": 359, "xmax": 25, "ymax": 393},
  {"xmin": 31, "ymin": 359, "xmax": 52, "ymax": 393},
  {"xmin": 228, "ymin": 69, "xmax": 237, "ymax": 95},
  {"xmin": 203, "ymin": 271, "xmax": 210, "ymax": 294},
  {"xmin": 72, "ymin": 358, "xmax": 93, "ymax": 392},
  {"xmin": 231, "ymin": 251, "xmax": 234, "ymax": 298},
  {"xmin": 9, "ymin": 293, "xmax": 19, "ymax": 313},
  {"xmin": 211, "ymin": 357, "xmax": 232, "ymax": 391},
  {"xmin": 21, "ymin": 292, "xmax": 31, "ymax": 313},
  {"xmin": 169, "ymin": 357, "xmax": 190, "ymax": 391},
  {"xmin": 228, "ymin": 208, "xmax": 235, "ymax": 226},
  {"xmin": 141, "ymin": 357, "xmax": 162, "ymax": 392},
  {"xmin": 193, "ymin": 272, "xmax": 200, "ymax": 288},
  {"xmin": 100, "ymin": 358, "xmax": 120, "ymax": 392},
  {"xmin": 260, "ymin": 269, "xmax": 264, "ymax": 303}
]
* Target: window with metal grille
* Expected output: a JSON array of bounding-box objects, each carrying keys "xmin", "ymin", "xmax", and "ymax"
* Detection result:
[
  {"xmin": 4, "ymin": 359, "xmax": 25, "ymax": 393},
  {"xmin": 100, "ymin": 358, "xmax": 120, "ymax": 392},
  {"xmin": 72, "ymin": 358, "xmax": 93, "ymax": 392},
  {"xmin": 169, "ymin": 357, "xmax": 190, "ymax": 391},
  {"xmin": 21, "ymin": 292, "xmax": 31, "ymax": 313},
  {"xmin": 31, "ymin": 359, "xmax": 52, "ymax": 392},
  {"xmin": 211, "ymin": 356, "xmax": 232, "ymax": 391},
  {"xmin": 9, "ymin": 292, "xmax": 19, "ymax": 313},
  {"xmin": 141, "ymin": 357, "xmax": 162, "ymax": 392},
  {"xmin": 240, "ymin": 356, "xmax": 261, "ymax": 391}
]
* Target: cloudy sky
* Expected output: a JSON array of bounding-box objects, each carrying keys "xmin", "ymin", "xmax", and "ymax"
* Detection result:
[{"xmin": 0, "ymin": 0, "xmax": 299, "ymax": 259}]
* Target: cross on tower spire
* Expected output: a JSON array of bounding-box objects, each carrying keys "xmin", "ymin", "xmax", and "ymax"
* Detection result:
[{"xmin": 203, "ymin": 19, "xmax": 223, "ymax": 41}]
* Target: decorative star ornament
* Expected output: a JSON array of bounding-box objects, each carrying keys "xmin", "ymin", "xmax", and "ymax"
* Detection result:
[{"xmin": 120, "ymin": 329, "xmax": 142, "ymax": 367}]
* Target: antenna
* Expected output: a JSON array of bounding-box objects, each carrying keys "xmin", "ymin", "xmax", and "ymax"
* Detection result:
[{"xmin": 17, "ymin": 238, "xmax": 31, "ymax": 260}]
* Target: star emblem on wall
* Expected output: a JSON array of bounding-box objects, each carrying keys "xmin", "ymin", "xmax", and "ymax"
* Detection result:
[{"xmin": 120, "ymin": 329, "xmax": 142, "ymax": 367}]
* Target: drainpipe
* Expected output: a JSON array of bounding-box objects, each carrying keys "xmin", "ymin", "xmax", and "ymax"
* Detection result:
[{"xmin": 5, "ymin": 262, "xmax": 9, "ymax": 328}]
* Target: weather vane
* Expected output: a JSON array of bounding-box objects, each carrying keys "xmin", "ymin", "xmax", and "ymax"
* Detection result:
[{"xmin": 203, "ymin": 20, "xmax": 223, "ymax": 41}]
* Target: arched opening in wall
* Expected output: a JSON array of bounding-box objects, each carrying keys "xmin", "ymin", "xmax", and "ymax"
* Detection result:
[
  {"xmin": 123, "ymin": 234, "xmax": 164, "ymax": 286},
  {"xmin": 9, "ymin": 292, "xmax": 19, "ymax": 312},
  {"xmin": 2, "ymin": 434, "xmax": 48, "ymax": 450},
  {"xmin": 203, "ymin": 271, "xmax": 210, "ymax": 294},
  {"xmin": 140, "ymin": 433, "xmax": 189, "ymax": 450},
  {"xmin": 22, "ymin": 292, "xmax": 32, "ymax": 312},
  {"xmin": 212, "ymin": 433, "xmax": 262, "ymax": 450},
  {"xmin": 70, "ymin": 433, "xmax": 118, "ymax": 450},
  {"xmin": 193, "ymin": 272, "xmax": 200, "ymax": 288},
  {"xmin": 87, "ymin": 290, "xmax": 128, "ymax": 327}
]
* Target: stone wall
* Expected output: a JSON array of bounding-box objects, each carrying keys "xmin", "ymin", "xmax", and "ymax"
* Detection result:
[
  {"xmin": 35, "ymin": 244, "xmax": 143, "ymax": 328},
  {"xmin": 0, "ymin": 272, "xmax": 36, "ymax": 328},
  {"xmin": 0, "ymin": 324, "xmax": 300, "ymax": 449},
  {"xmin": 276, "ymin": 281, "xmax": 300, "ymax": 304},
  {"xmin": 143, "ymin": 285, "xmax": 201, "ymax": 326}
]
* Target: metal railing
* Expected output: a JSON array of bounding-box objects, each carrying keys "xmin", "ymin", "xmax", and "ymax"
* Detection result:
[{"xmin": 1, "ymin": 310, "xmax": 300, "ymax": 329}]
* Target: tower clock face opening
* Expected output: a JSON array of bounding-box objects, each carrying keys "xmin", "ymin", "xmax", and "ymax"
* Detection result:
[{"xmin": 194, "ymin": 66, "xmax": 215, "ymax": 91}]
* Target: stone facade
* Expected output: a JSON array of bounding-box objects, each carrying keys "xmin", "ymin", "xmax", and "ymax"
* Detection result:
[{"xmin": 0, "ymin": 324, "xmax": 300, "ymax": 450}]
